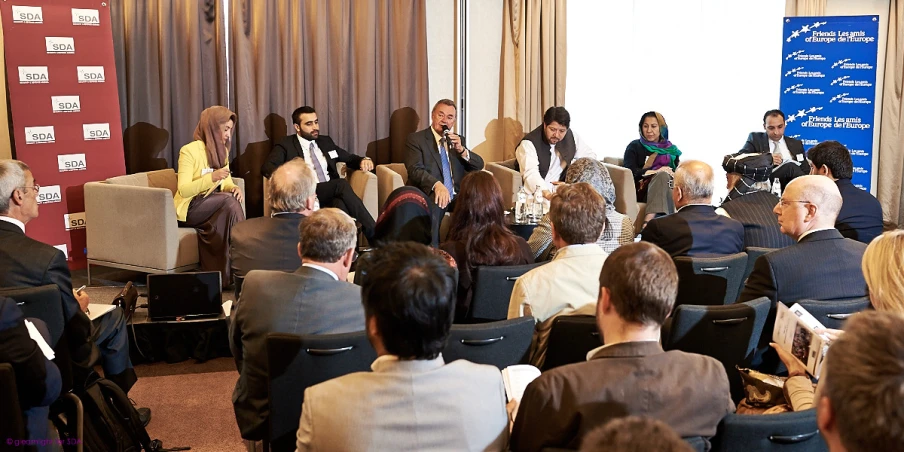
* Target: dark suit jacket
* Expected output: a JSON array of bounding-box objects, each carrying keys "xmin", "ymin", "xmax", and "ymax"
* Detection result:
[
  {"xmin": 404, "ymin": 127, "xmax": 485, "ymax": 197},
  {"xmin": 720, "ymin": 190, "xmax": 795, "ymax": 249},
  {"xmin": 739, "ymin": 132, "xmax": 810, "ymax": 174},
  {"xmin": 0, "ymin": 297, "xmax": 61, "ymax": 409},
  {"xmin": 510, "ymin": 341, "xmax": 734, "ymax": 452},
  {"xmin": 229, "ymin": 266, "xmax": 365, "ymax": 440},
  {"xmin": 641, "ymin": 205, "xmax": 745, "ymax": 258},
  {"xmin": 229, "ymin": 213, "xmax": 305, "ymax": 280},
  {"xmin": 835, "ymin": 178, "xmax": 883, "ymax": 244},
  {"xmin": 0, "ymin": 221, "xmax": 94, "ymax": 369},
  {"xmin": 261, "ymin": 134, "xmax": 364, "ymax": 178}
]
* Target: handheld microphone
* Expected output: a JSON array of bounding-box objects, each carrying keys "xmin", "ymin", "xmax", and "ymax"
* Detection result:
[{"xmin": 441, "ymin": 125, "xmax": 454, "ymax": 150}]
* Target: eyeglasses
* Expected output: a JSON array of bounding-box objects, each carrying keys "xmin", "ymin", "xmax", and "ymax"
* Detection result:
[
  {"xmin": 778, "ymin": 199, "xmax": 810, "ymax": 208},
  {"xmin": 18, "ymin": 184, "xmax": 40, "ymax": 194}
]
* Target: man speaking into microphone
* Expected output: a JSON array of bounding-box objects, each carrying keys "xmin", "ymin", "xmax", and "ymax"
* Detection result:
[{"xmin": 405, "ymin": 99, "xmax": 484, "ymax": 243}]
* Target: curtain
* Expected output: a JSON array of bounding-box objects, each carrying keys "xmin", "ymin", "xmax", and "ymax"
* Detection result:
[
  {"xmin": 499, "ymin": 0, "xmax": 566, "ymax": 161},
  {"xmin": 228, "ymin": 0, "xmax": 429, "ymax": 217},
  {"xmin": 785, "ymin": 0, "xmax": 826, "ymax": 16},
  {"xmin": 879, "ymin": 0, "xmax": 904, "ymax": 225},
  {"xmin": 111, "ymin": 0, "xmax": 228, "ymax": 174},
  {"xmin": 0, "ymin": 19, "xmax": 11, "ymax": 160}
]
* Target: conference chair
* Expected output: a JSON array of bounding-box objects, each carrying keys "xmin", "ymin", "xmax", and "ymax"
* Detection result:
[
  {"xmin": 602, "ymin": 162, "xmax": 640, "ymax": 222},
  {"xmin": 711, "ymin": 410, "xmax": 826, "ymax": 452},
  {"xmin": 84, "ymin": 169, "xmax": 245, "ymax": 283},
  {"xmin": 603, "ymin": 156, "xmax": 646, "ymax": 233},
  {"xmin": 795, "ymin": 297, "xmax": 871, "ymax": 330},
  {"xmin": 0, "ymin": 285, "xmax": 65, "ymax": 347},
  {"xmin": 266, "ymin": 331, "xmax": 376, "ymax": 452},
  {"xmin": 674, "ymin": 252, "xmax": 749, "ymax": 307},
  {"xmin": 486, "ymin": 159, "xmax": 522, "ymax": 207},
  {"xmin": 468, "ymin": 262, "xmax": 546, "ymax": 322},
  {"xmin": 663, "ymin": 297, "xmax": 771, "ymax": 404},
  {"xmin": 541, "ymin": 315, "xmax": 601, "ymax": 371},
  {"xmin": 443, "ymin": 317, "xmax": 534, "ymax": 369},
  {"xmin": 376, "ymin": 163, "xmax": 408, "ymax": 213},
  {"xmin": 0, "ymin": 364, "xmax": 25, "ymax": 452},
  {"xmin": 741, "ymin": 247, "xmax": 777, "ymax": 286}
]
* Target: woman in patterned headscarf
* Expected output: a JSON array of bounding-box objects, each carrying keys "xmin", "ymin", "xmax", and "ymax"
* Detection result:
[
  {"xmin": 624, "ymin": 111, "xmax": 682, "ymax": 228},
  {"xmin": 528, "ymin": 157, "xmax": 634, "ymax": 261},
  {"xmin": 174, "ymin": 106, "xmax": 246, "ymax": 288}
]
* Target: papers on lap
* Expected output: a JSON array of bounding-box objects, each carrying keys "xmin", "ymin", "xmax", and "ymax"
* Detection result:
[
  {"xmin": 87, "ymin": 303, "xmax": 116, "ymax": 321},
  {"xmin": 773, "ymin": 303, "xmax": 833, "ymax": 379}
]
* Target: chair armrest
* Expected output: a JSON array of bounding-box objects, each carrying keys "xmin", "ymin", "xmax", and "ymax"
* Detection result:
[
  {"xmin": 233, "ymin": 177, "xmax": 246, "ymax": 216},
  {"xmin": 348, "ymin": 170, "xmax": 378, "ymax": 220},
  {"xmin": 376, "ymin": 165, "xmax": 405, "ymax": 213},
  {"xmin": 487, "ymin": 162, "xmax": 522, "ymax": 207}
]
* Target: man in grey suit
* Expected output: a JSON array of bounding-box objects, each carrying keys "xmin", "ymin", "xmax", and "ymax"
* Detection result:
[
  {"xmin": 230, "ymin": 208, "xmax": 365, "ymax": 441},
  {"xmin": 229, "ymin": 158, "xmax": 316, "ymax": 294},
  {"xmin": 296, "ymin": 242, "xmax": 509, "ymax": 451},
  {"xmin": 511, "ymin": 242, "xmax": 734, "ymax": 452}
]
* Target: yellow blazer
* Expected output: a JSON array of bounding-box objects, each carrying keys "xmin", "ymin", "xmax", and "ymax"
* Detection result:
[{"xmin": 174, "ymin": 140, "xmax": 237, "ymax": 222}]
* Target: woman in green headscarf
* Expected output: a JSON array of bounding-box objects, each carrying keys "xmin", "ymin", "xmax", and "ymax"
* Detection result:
[{"xmin": 623, "ymin": 111, "xmax": 682, "ymax": 228}]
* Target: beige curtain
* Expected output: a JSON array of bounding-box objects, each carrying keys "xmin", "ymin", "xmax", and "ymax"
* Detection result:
[
  {"xmin": 111, "ymin": 0, "xmax": 228, "ymax": 174},
  {"xmin": 879, "ymin": 0, "xmax": 904, "ymax": 225},
  {"xmin": 785, "ymin": 0, "xmax": 826, "ymax": 16},
  {"xmin": 498, "ymin": 0, "xmax": 566, "ymax": 161},
  {"xmin": 228, "ymin": 0, "xmax": 429, "ymax": 217}
]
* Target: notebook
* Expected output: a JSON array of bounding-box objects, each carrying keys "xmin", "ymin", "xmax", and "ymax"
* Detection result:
[{"xmin": 147, "ymin": 272, "xmax": 222, "ymax": 321}]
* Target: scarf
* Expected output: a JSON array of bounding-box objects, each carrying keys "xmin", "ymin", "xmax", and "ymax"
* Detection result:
[
  {"xmin": 639, "ymin": 112, "xmax": 681, "ymax": 169},
  {"xmin": 194, "ymin": 106, "xmax": 236, "ymax": 169}
]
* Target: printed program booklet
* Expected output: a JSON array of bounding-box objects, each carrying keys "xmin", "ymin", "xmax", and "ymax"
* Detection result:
[{"xmin": 772, "ymin": 302, "xmax": 833, "ymax": 379}]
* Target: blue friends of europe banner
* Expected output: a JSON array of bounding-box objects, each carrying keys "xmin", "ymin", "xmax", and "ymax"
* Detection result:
[{"xmin": 779, "ymin": 15, "xmax": 879, "ymax": 192}]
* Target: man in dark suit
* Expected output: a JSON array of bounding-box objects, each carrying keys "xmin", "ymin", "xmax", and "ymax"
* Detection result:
[
  {"xmin": 230, "ymin": 159, "xmax": 317, "ymax": 294},
  {"xmin": 738, "ymin": 109, "xmax": 810, "ymax": 190},
  {"xmin": 0, "ymin": 161, "xmax": 144, "ymax": 412},
  {"xmin": 261, "ymin": 106, "xmax": 375, "ymax": 238},
  {"xmin": 404, "ymin": 99, "xmax": 485, "ymax": 240},
  {"xmin": 511, "ymin": 242, "xmax": 734, "ymax": 452},
  {"xmin": 717, "ymin": 153, "xmax": 795, "ymax": 249},
  {"xmin": 230, "ymin": 208, "xmax": 366, "ymax": 442},
  {"xmin": 738, "ymin": 175, "xmax": 868, "ymax": 369},
  {"xmin": 642, "ymin": 160, "xmax": 745, "ymax": 257},
  {"xmin": 806, "ymin": 140, "xmax": 883, "ymax": 244}
]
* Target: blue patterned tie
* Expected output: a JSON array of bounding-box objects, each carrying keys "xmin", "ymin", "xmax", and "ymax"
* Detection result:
[
  {"xmin": 439, "ymin": 143, "xmax": 454, "ymax": 197},
  {"xmin": 310, "ymin": 142, "xmax": 327, "ymax": 183}
]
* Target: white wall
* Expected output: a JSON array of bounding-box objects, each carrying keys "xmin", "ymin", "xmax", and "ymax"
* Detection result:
[
  {"xmin": 466, "ymin": 0, "xmax": 504, "ymax": 161},
  {"xmin": 426, "ymin": 0, "xmax": 456, "ymax": 108}
]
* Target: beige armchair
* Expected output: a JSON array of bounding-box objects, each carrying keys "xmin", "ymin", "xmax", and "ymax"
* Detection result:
[
  {"xmin": 376, "ymin": 163, "xmax": 408, "ymax": 213},
  {"xmin": 84, "ymin": 169, "xmax": 245, "ymax": 284},
  {"xmin": 262, "ymin": 164, "xmax": 377, "ymax": 219},
  {"xmin": 486, "ymin": 159, "xmax": 522, "ymax": 207},
  {"xmin": 602, "ymin": 157, "xmax": 646, "ymax": 234}
]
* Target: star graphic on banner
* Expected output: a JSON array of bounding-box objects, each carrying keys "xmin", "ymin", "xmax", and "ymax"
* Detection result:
[
  {"xmin": 801, "ymin": 25, "xmax": 811, "ymax": 32},
  {"xmin": 787, "ymin": 115, "xmax": 797, "ymax": 123},
  {"xmin": 791, "ymin": 30, "xmax": 800, "ymax": 39},
  {"xmin": 797, "ymin": 109, "xmax": 806, "ymax": 117},
  {"xmin": 808, "ymin": 107, "xmax": 820, "ymax": 113},
  {"xmin": 812, "ymin": 21, "xmax": 826, "ymax": 28}
]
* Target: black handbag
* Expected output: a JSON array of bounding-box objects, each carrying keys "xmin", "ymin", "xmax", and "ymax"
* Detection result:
[{"xmin": 112, "ymin": 281, "xmax": 139, "ymax": 323}]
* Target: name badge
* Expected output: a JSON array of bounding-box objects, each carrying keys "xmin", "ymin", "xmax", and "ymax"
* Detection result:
[
  {"xmin": 201, "ymin": 168, "xmax": 213, "ymax": 176},
  {"xmin": 795, "ymin": 154, "xmax": 804, "ymax": 162},
  {"xmin": 328, "ymin": 150, "xmax": 339, "ymax": 159}
]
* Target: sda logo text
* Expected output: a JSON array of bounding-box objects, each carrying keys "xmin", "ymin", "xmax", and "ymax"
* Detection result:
[
  {"xmin": 45, "ymin": 37, "xmax": 75, "ymax": 55},
  {"xmin": 77, "ymin": 66, "xmax": 105, "ymax": 83},
  {"xmin": 38, "ymin": 185, "xmax": 62, "ymax": 205},
  {"xmin": 58, "ymin": 154, "xmax": 87, "ymax": 172},
  {"xmin": 64, "ymin": 212, "xmax": 87, "ymax": 231},
  {"xmin": 72, "ymin": 8, "xmax": 100, "ymax": 26},
  {"xmin": 18, "ymin": 66, "xmax": 49, "ymax": 84},
  {"xmin": 12, "ymin": 6, "xmax": 42, "ymax": 23},
  {"xmin": 83, "ymin": 123, "xmax": 110, "ymax": 141},
  {"xmin": 24, "ymin": 126, "xmax": 55, "ymax": 144},
  {"xmin": 52, "ymin": 96, "xmax": 81, "ymax": 113}
]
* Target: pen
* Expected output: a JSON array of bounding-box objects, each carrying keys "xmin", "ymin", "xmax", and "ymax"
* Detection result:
[{"xmin": 75, "ymin": 285, "xmax": 86, "ymax": 294}]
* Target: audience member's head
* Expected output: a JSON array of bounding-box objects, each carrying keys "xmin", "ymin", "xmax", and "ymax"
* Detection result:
[
  {"xmin": 597, "ymin": 242, "xmax": 677, "ymax": 342},
  {"xmin": 373, "ymin": 186, "xmax": 433, "ymax": 246},
  {"xmin": 360, "ymin": 242, "xmax": 457, "ymax": 360},
  {"xmin": 565, "ymin": 158, "xmax": 617, "ymax": 214},
  {"xmin": 773, "ymin": 175, "xmax": 842, "ymax": 241},
  {"xmin": 672, "ymin": 160, "xmax": 714, "ymax": 208},
  {"xmin": 542, "ymin": 106, "xmax": 570, "ymax": 145},
  {"xmin": 722, "ymin": 153, "xmax": 772, "ymax": 194},
  {"xmin": 807, "ymin": 140, "xmax": 854, "ymax": 180},
  {"xmin": 297, "ymin": 208, "xmax": 357, "ymax": 279},
  {"xmin": 861, "ymin": 230, "xmax": 904, "ymax": 313},
  {"xmin": 549, "ymin": 182, "xmax": 606, "ymax": 247},
  {"xmin": 268, "ymin": 158, "xmax": 317, "ymax": 214},
  {"xmin": 447, "ymin": 171, "xmax": 522, "ymax": 265},
  {"xmin": 817, "ymin": 311, "xmax": 904, "ymax": 452},
  {"xmin": 638, "ymin": 111, "xmax": 669, "ymax": 143},
  {"xmin": 0, "ymin": 159, "xmax": 39, "ymax": 223},
  {"xmin": 579, "ymin": 416, "xmax": 693, "ymax": 452},
  {"xmin": 762, "ymin": 109, "xmax": 786, "ymax": 142}
]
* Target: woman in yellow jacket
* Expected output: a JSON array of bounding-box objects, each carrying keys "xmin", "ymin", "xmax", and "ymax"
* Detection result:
[{"xmin": 175, "ymin": 106, "xmax": 245, "ymax": 288}]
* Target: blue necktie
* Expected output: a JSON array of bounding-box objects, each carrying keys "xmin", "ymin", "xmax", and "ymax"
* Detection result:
[
  {"xmin": 439, "ymin": 143, "xmax": 454, "ymax": 197},
  {"xmin": 310, "ymin": 142, "xmax": 327, "ymax": 183}
]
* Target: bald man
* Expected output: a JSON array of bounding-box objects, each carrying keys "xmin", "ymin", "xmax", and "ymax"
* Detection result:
[
  {"xmin": 738, "ymin": 175, "xmax": 868, "ymax": 370},
  {"xmin": 641, "ymin": 160, "xmax": 744, "ymax": 257}
]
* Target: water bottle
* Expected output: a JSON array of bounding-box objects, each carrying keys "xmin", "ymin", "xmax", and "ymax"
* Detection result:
[
  {"xmin": 771, "ymin": 179, "xmax": 782, "ymax": 197},
  {"xmin": 532, "ymin": 187, "xmax": 544, "ymax": 222},
  {"xmin": 515, "ymin": 186, "xmax": 528, "ymax": 223}
]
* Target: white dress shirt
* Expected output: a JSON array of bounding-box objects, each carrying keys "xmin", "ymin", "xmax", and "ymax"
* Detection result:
[
  {"xmin": 515, "ymin": 132, "xmax": 596, "ymax": 192},
  {"xmin": 769, "ymin": 136, "xmax": 792, "ymax": 163},
  {"xmin": 298, "ymin": 134, "xmax": 331, "ymax": 182}
]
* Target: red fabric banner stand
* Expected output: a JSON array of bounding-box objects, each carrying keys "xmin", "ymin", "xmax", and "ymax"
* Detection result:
[{"xmin": 1, "ymin": 1, "xmax": 125, "ymax": 269}]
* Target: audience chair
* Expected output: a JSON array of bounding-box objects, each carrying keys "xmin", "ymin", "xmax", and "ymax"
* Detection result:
[
  {"xmin": 0, "ymin": 364, "xmax": 25, "ymax": 451},
  {"xmin": 468, "ymin": 262, "xmax": 546, "ymax": 322},
  {"xmin": 674, "ymin": 252, "xmax": 749, "ymax": 307},
  {"xmin": 711, "ymin": 410, "xmax": 826, "ymax": 452},
  {"xmin": 376, "ymin": 163, "xmax": 408, "ymax": 213},
  {"xmin": 443, "ymin": 317, "xmax": 534, "ymax": 369},
  {"xmin": 0, "ymin": 285, "xmax": 65, "ymax": 347},
  {"xmin": 266, "ymin": 331, "xmax": 376, "ymax": 452},
  {"xmin": 795, "ymin": 297, "xmax": 871, "ymax": 330},
  {"xmin": 741, "ymin": 247, "xmax": 777, "ymax": 286},
  {"xmin": 486, "ymin": 159, "xmax": 522, "ymax": 207},
  {"xmin": 604, "ymin": 156, "xmax": 646, "ymax": 233},
  {"xmin": 542, "ymin": 315, "xmax": 601, "ymax": 371},
  {"xmin": 663, "ymin": 297, "xmax": 771, "ymax": 404},
  {"xmin": 84, "ymin": 169, "xmax": 245, "ymax": 284}
]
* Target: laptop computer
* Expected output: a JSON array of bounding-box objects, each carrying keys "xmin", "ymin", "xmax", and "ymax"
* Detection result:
[{"xmin": 147, "ymin": 272, "xmax": 222, "ymax": 321}]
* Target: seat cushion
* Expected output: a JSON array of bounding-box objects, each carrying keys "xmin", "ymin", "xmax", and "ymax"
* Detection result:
[{"xmin": 147, "ymin": 169, "xmax": 178, "ymax": 196}]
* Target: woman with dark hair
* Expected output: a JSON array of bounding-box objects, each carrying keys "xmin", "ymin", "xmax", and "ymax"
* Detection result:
[
  {"xmin": 175, "ymin": 106, "xmax": 245, "ymax": 288},
  {"xmin": 441, "ymin": 171, "xmax": 533, "ymax": 321},
  {"xmin": 624, "ymin": 111, "xmax": 682, "ymax": 228}
]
